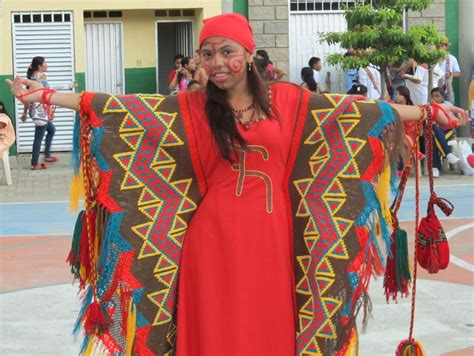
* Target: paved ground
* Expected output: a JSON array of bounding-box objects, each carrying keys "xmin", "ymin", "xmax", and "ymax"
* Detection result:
[{"xmin": 0, "ymin": 153, "xmax": 473, "ymax": 355}]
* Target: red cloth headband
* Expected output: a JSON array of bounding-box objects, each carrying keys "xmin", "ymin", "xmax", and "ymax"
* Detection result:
[{"xmin": 199, "ymin": 13, "xmax": 255, "ymax": 53}]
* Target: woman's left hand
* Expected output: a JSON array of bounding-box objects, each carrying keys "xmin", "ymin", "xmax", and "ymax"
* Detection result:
[{"xmin": 437, "ymin": 103, "xmax": 470, "ymax": 128}]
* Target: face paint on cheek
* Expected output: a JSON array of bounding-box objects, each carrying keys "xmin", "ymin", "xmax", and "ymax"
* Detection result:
[{"xmin": 227, "ymin": 54, "xmax": 246, "ymax": 74}]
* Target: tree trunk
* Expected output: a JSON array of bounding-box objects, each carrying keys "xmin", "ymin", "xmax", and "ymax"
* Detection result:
[
  {"xmin": 380, "ymin": 64, "xmax": 389, "ymax": 100},
  {"xmin": 428, "ymin": 64, "xmax": 433, "ymax": 103}
]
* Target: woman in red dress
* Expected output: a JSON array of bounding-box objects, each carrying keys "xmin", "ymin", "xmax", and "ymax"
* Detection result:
[{"xmin": 7, "ymin": 13, "xmax": 469, "ymax": 356}]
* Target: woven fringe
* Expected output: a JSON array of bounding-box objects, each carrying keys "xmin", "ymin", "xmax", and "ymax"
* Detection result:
[
  {"xmin": 69, "ymin": 174, "xmax": 84, "ymax": 213},
  {"xmin": 72, "ymin": 112, "xmax": 81, "ymax": 176}
]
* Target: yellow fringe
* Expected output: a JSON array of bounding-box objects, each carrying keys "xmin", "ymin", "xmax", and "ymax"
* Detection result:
[
  {"xmin": 344, "ymin": 329, "xmax": 359, "ymax": 355},
  {"xmin": 83, "ymin": 336, "xmax": 96, "ymax": 355},
  {"xmin": 376, "ymin": 158, "xmax": 392, "ymax": 226},
  {"xmin": 125, "ymin": 301, "xmax": 137, "ymax": 356},
  {"xmin": 69, "ymin": 173, "xmax": 84, "ymax": 212}
]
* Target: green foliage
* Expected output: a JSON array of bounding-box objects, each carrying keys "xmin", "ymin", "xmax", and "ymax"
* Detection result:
[{"xmin": 321, "ymin": 0, "xmax": 445, "ymax": 71}]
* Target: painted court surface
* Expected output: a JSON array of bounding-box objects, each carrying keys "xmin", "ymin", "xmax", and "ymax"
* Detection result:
[{"xmin": 1, "ymin": 183, "xmax": 473, "ymax": 355}]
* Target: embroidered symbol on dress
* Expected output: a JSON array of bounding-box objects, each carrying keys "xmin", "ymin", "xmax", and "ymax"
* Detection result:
[{"xmin": 231, "ymin": 145, "xmax": 273, "ymax": 214}]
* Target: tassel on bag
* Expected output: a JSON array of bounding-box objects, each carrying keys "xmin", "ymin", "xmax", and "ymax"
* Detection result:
[
  {"xmin": 396, "ymin": 339, "xmax": 425, "ymax": 356},
  {"xmin": 416, "ymin": 105, "xmax": 453, "ymax": 274},
  {"xmin": 384, "ymin": 164, "xmax": 412, "ymax": 302}
]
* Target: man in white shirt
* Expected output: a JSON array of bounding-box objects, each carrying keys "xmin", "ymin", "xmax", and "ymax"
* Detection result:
[
  {"xmin": 401, "ymin": 60, "xmax": 429, "ymax": 105},
  {"xmin": 308, "ymin": 57, "xmax": 322, "ymax": 92},
  {"xmin": 357, "ymin": 66, "xmax": 381, "ymax": 100},
  {"xmin": 437, "ymin": 37, "xmax": 460, "ymax": 103}
]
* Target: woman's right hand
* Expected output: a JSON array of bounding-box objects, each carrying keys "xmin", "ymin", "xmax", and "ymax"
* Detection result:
[{"xmin": 5, "ymin": 76, "xmax": 43, "ymax": 103}]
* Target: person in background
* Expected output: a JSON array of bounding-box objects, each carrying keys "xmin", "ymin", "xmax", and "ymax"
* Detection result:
[
  {"xmin": 346, "ymin": 83, "xmax": 368, "ymax": 98},
  {"xmin": 401, "ymin": 59, "xmax": 429, "ymax": 105},
  {"xmin": 387, "ymin": 62, "xmax": 405, "ymax": 101},
  {"xmin": 343, "ymin": 49, "xmax": 358, "ymax": 93},
  {"xmin": 23, "ymin": 56, "xmax": 57, "ymax": 170},
  {"xmin": 186, "ymin": 80, "xmax": 201, "ymax": 92},
  {"xmin": 255, "ymin": 49, "xmax": 285, "ymax": 81},
  {"xmin": 358, "ymin": 65, "xmax": 381, "ymax": 100},
  {"xmin": 193, "ymin": 49, "xmax": 209, "ymax": 88},
  {"xmin": 395, "ymin": 86, "xmax": 414, "ymax": 106},
  {"xmin": 430, "ymin": 87, "xmax": 460, "ymax": 177},
  {"xmin": 308, "ymin": 56, "xmax": 322, "ymax": 92},
  {"xmin": 169, "ymin": 56, "xmax": 197, "ymax": 92},
  {"xmin": 0, "ymin": 100, "xmax": 15, "ymax": 158},
  {"xmin": 300, "ymin": 67, "xmax": 318, "ymax": 92},
  {"xmin": 437, "ymin": 36, "xmax": 460, "ymax": 104},
  {"xmin": 168, "ymin": 54, "xmax": 184, "ymax": 94}
]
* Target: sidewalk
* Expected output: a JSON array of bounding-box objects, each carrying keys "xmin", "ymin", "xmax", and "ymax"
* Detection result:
[
  {"xmin": 1, "ymin": 151, "xmax": 473, "ymax": 203},
  {"xmin": 0, "ymin": 152, "xmax": 73, "ymax": 203},
  {"xmin": 0, "ymin": 152, "xmax": 473, "ymax": 355}
]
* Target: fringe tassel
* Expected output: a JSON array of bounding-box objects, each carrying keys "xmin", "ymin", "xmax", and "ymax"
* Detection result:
[
  {"xmin": 83, "ymin": 336, "xmax": 96, "ymax": 355},
  {"xmin": 72, "ymin": 112, "xmax": 82, "ymax": 176},
  {"xmin": 396, "ymin": 339, "xmax": 425, "ymax": 356},
  {"xmin": 395, "ymin": 228, "xmax": 411, "ymax": 292},
  {"xmin": 376, "ymin": 158, "xmax": 392, "ymax": 226},
  {"xmin": 67, "ymin": 210, "xmax": 85, "ymax": 280},
  {"xmin": 384, "ymin": 228, "xmax": 411, "ymax": 302},
  {"xmin": 69, "ymin": 173, "xmax": 84, "ymax": 213},
  {"xmin": 79, "ymin": 209, "xmax": 97, "ymax": 287},
  {"xmin": 83, "ymin": 300, "xmax": 110, "ymax": 336},
  {"xmin": 125, "ymin": 300, "xmax": 137, "ymax": 356},
  {"xmin": 336, "ymin": 328, "xmax": 358, "ymax": 356}
]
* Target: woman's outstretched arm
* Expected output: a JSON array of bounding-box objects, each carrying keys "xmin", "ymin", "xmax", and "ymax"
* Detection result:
[
  {"xmin": 6, "ymin": 76, "xmax": 80, "ymax": 111},
  {"xmin": 391, "ymin": 102, "xmax": 469, "ymax": 127}
]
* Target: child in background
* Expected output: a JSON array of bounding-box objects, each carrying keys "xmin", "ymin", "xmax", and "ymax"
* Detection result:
[
  {"xmin": 0, "ymin": 101, "xmax": 16, "ymax": 157},
  {"xmin": 430, "ymin": 87, "xmax": 459, "ymax": 177}
]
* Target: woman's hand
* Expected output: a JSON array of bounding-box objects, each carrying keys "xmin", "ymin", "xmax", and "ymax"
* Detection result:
[
  {"xmin": 437, "ymin": 103, "xmax": 469, "ymax": 128},
  {"xmin": 6, "ymin": 76, "xmax": 43, "ymax": 103}
]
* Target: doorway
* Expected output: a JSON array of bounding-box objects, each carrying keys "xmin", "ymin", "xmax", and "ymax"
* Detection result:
[
  {"xmin": 156, "ymin": 21, "xmax": 194, "ymax": 94},
  {"xmin": 84, "ymin": 22, "xmax": 124, "ymax": 94}
]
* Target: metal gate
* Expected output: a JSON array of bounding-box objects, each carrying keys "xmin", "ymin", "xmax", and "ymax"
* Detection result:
[
  {"xmin": 84, "ymin": 22, "xmax": 124, "ymax": 94},
  {"xmin": 12, "ymin": 11, "xmax": 75, "ymax": 153},
  {"xmin": 289, "ymin": 0, "xmax": 371, "ymax": 93}
]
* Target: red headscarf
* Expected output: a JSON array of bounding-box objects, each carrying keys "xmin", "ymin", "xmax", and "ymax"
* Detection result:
[{"xmin": 199, "ymin": 13, "xmax": 255, "ymax": 53}]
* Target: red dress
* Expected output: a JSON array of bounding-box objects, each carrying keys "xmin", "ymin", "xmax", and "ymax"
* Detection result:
[{"xmin": 177, "ymin": 84, "xmax": 302, "ymax": 355}]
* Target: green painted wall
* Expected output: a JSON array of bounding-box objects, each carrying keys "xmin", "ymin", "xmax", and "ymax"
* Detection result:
[
  {"xmin": 445, "ymin": 0, "xmax": 460, "ymax": 106},
  {"xmin": 75, "ymin": 72, "xmax": 86, "ymax": 92},
  {"xmin": 125, "ymin": 67, "xmax": 157, "ymax": 94},
  {"xmin": 233, "ymin": 0, "xmax": 248, "ymax": 18},
  {"xmin": 0, "ymin": 74, "xmax": 17, "ymax": 155}
]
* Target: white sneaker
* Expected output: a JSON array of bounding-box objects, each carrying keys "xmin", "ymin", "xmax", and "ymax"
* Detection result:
[
  {"xmin": 446, "ymin": 153, "xmax": 460, "ymax": 165},
  {"xmin": 432, "ymin": 167, "xmax": 440, "ymax": 178}
]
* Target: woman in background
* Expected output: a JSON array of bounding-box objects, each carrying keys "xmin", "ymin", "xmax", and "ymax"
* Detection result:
[
  {"xmin": 255, "ymin": 49, "xmax": 285, "ymax": 81},
  {"xmin": 23, "ymin": 56, "xmax": 57, "ymax": 170},
  {"xmin": 300, "ymin": 66, "xmax": 317, "ymax": 92}
]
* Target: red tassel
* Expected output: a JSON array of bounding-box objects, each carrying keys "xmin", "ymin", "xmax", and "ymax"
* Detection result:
[
  {"xmin": 83, "ymin": 300, "xmax": 110, "ymax": 336},
  {"xmin": 427, "ymin": 244, "xmax": 439, "ymax": 274},
  {"xmin": 79, "ymin": 209, "xmax": 97, "ymax": 287},
  {"xmin": 396, "ymin": 338, "xmax": 425, "ymax": 355},
  {"xmin": 384, "ymin": 242, "xmax": 398, "ymax": 302}
]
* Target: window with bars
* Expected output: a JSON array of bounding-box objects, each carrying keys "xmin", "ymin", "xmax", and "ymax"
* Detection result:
[
  {"xmin": 289, "ymin": 0, "xmax": 372, "ymax": 12},
  {"xmin": 13, "ymin": 12, "xmax": 71, "ymax": 23}
]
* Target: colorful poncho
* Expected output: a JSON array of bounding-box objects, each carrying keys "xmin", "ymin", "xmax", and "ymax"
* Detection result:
[{"xmin": 69, "ymin": 82, "xmax": 401, "ymax": 355}]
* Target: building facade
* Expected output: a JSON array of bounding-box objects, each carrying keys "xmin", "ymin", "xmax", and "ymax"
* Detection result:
[
  {"xmin": 1, "ymin": 0, "xmax": 466, "ymax": 154},
  {"xmin": 0, "ymin": 0, "xmax": 233, "ymax": 153}
]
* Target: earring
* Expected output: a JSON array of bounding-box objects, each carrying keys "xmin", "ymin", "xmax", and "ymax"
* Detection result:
[{"xmin": 248, "ymin": 63, "xmax": 252, "ymax": 72}]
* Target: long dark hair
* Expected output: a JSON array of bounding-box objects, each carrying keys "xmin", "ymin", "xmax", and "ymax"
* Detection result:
[
  {"xmin": 26, "ymin": 56, "xmax": 45, "ymax": 79},
  {"xmin": 179, "ymin": 56, "xmax": 193, "ymax": 82},
  {"xmin": 256, "ymin": 49, "xmax": 272, "ymax": 66},
  {"xmin": 396, "ymin": 86, "xmax": 414, "ymax": 106},
  {"xmin": 205, "ymin": 62, "xmax": 272, "ymax": 162},
  {"xmin": 301, "ymin": 67, "xmax": 317, "ymax": 92}
]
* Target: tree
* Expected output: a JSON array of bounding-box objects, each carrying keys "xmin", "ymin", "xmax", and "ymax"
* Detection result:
[{"xmin": 321, "ymin": 0, "xmax": 446, "ymax": 99}]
